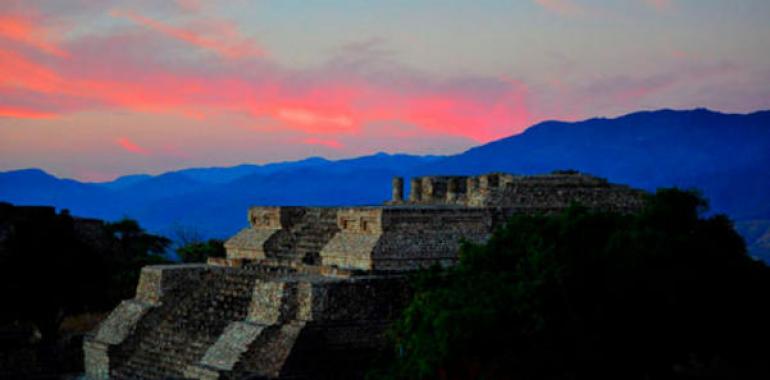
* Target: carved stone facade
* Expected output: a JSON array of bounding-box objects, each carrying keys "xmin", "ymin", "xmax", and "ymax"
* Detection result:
[{"xmin": 85, "ymin": 171, "xmax": 646, "ymax": 379}]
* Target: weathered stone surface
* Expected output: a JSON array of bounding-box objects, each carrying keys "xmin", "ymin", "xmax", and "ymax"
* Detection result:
[
  {"xmin": 199, "ymin": 321, "xmax": 266, "ymax": 371},
  {"xmin": 232, "ymin": 322, "xmax": 306, "ymax": 378},
  {"xmin": 93, "ymin": 300, "xmax": 151, "ymax": 345},
  {"xmin": 85, "ymin": 171, "xmax": 647, "ymax": 379},
  {"xmin": 135, "ymin": 264, "xmax": 209, "ymax": 305},
  {"xmin": 248, "ymin": 280, "xmax": 300, "ymax": 324},
  {"xmin": 223, "ymin": 228, "xmax": 274, "ymax": 260},
  {"xmin": 298, "ymin": 276, "xmax": 410, "ymax": 322},
  {"xmin": 395, "ymin": 171, "xmax": 646, "ymax": 211},
  {"xmin": 83, "ymin": 339, "xmax": 110, "ymax": 380},
  {"xmin": 391, "ymin": 176, "xmax": 404, "ymax": 203},
  {"xmin": 84, "ymin": 300, "xmax": 152, "ymax": 379}
]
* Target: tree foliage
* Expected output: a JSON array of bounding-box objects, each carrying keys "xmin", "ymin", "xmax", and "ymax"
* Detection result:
[
  {"xmin": 99, "ymin": 218, "xmax": 170, "ymax": 303},
  {"xmin": 0, "ymin": 211, "xmax": 169, "ymax": 342},
  {"xmin": 176, "ymin": 239, "xmax": 226, "ymax": 263},
  {"xmin": 381, "ymin": 189, "xmax": 770, "ymax": 379}
]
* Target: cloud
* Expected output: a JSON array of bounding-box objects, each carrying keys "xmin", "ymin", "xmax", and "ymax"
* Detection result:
[
  {"xmin": 533, "ymin": 0, "xmax": 586, "ymax": 16},
  {"xmin": 116, "ymin": 137, "xmax": 150, "ymax": 155},
  {"xmin": 110, "ymin": 9, "xmax": 265, "ymax": 60},
  {"xmin": 277, "ymin": 108, "xmax": 356, "ymax": 134},
  {"xmin": 532, "ymin": 60, "xmax": 743, "ymax": 122},
  {"xmin": 2, "ymin": 0, "xmax": 757, "ymax": 181},
  {"xmin": 2, "ymin": 0, "xmax": 768, "ymax": 181},
  {"xmin": 0, "ymin": 106, "xmax": 56, "ymax": 119},
  {"xmin": 0, "ymin": 13, "xmax": 68, "ymax": 57},
  {"xmin": 0, "ymin": 49, "xmax": 64, "ymax": 94},
  {"xmin": 174, "ymin": 0, "xmax": 202, "ymax": 13},
  {"xmin": 0, "ymin": 15, "xmax": 535, "ymax": 143}
]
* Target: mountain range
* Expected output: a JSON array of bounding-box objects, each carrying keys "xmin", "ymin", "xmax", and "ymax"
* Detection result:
[{"xmin": 2, "ymin": 108, "xmax": 769, "ymax": 260}]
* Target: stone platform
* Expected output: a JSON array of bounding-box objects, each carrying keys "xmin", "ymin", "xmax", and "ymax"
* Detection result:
[{"xmin": 85, "ymin": 171, "xmax": 646, "ymax": 379}]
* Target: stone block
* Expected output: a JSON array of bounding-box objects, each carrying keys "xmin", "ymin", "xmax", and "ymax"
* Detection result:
[
  {"xmin": 248, "ymin": 280, "xmax": 300, "ymax": 324},
  {"xmin": 199, "ymin": 321, "xmax": 266, "ymax": 371},
  {"xmin": 135, "ymin": 264, "xmax": 209, "ymax": 305},
  {"xmin": 93, "ymin": 300, "xmax": 152, "ymax": 345}
]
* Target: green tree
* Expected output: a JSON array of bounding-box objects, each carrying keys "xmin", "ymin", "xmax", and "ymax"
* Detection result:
[
  {"xmin": 100, "ymin": 218, "xmax": 170, "ymax": 303},
  {"xmin": 381, "ymin": 189, "xmax": 770, "ymax": 379},
  {"xmin": 176, "ymin": 239, "xmax": 226, "ymax": 263}
]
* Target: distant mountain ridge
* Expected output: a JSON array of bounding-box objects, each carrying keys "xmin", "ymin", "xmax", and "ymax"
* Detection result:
[
  {"xmin": 423, "ymin": 108, "xmax": 770, "ymax": 219},
  {"xmin": 1, "ymin": 108, "xmax": 769, "ymax": 259}
]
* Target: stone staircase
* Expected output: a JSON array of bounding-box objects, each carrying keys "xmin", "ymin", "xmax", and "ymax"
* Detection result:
[
  {"xmin": 109, "ymin": 269, "xmax": 263, "ymax": 378},
  {"xmin": 87, "ymin": 262, "xmax": 410, "ymax": 379},
  {"xmin": 267, "ymin": 208, "xmax": 339, "ymax": 265}
]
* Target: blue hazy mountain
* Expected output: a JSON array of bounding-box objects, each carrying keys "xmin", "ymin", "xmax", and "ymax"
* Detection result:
[
  {"xmin": 0, "ymin": 168, "xmax": 113, "ymax": 218},
  {"xmin": 0, "ymin": 153, "xmax": 439, "ymax": 237},
  {"xmin": 1, "ymin": 109, "xmax": 768, "ymax": 259},
  {"xmin": 422, "ymin": 108, "xmax": 770, "ymax": 219},
  {"xmin": 98, "ymin": 173, "xmax": 153, "ymax": 190}
]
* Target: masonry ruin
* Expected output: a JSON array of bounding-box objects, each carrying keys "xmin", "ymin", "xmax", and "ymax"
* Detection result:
[{"xmin": 84, "ymin": 171, "xmax": 646, "ymax": 379}]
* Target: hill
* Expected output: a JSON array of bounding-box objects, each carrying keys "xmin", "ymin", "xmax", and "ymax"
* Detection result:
[{"xmin": 1, "ymin": 108, "xmax": 768, "ymax": 259}]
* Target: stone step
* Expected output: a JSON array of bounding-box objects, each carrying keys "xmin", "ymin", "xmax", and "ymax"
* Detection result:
[{"xmin": 110, "ymin": 269, "xmax": 261, "ymax": 378}]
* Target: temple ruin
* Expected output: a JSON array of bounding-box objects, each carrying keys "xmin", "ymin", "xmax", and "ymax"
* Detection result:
[{"xmin": 84, "ymin": 171, "xmax": 646, "ymax": 379}]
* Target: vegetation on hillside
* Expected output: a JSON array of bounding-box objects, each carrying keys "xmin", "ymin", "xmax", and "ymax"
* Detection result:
[{"xmin": 378, "ymin": 189, "xmax": 770, "ymax": 379}]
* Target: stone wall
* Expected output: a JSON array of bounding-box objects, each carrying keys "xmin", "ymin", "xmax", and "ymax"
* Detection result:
[
  {"xmin": 391, "ymin": 171, "xmax": 646, "ymax": 210},
  {"xmin": 320, "ymin": 207, "xmax": 494, "ymax": 271},
  {"xmin": 319, "ymin": 208, "xmax": 383, "ymax": 270},
  {"xmin": 201, "ymin": 274, "xmax": 411, "ymax": 379},
  {"xmin": 226, "ymin": 207, "xmax": 340, "ymax": 264},
  {"xmin": 225, "ymin": 172, "xmax": 645, "ymax": 272}
]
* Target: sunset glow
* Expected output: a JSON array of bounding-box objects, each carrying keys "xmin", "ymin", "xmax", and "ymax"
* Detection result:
[{"xmin": 1, "ymin": 0, "xmax": 769, "ymax": 180}]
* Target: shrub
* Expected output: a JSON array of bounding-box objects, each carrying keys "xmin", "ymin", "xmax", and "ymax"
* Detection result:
[{"xmin": 382, "ymin": 189, "xmax": 770, "ymax": 379}]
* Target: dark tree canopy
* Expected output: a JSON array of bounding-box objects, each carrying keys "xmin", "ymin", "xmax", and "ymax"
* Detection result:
[
  {"xmin": 176, "ymin": 239, "xmax": 226, "ymax": 263},
  {"xmin": 99, "ymin": 217, "xmax": 170, "ymax": 304},
  {"xmin": 380, "ymin": 189, "xmax": 770, "ymax": 379},
  {"xmin": 0, "ymin": 207, "xmax": 169, "ymax": 342}
]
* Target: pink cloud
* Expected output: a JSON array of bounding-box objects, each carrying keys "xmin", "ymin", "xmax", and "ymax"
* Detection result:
[
  {"xmin": 0, "ymin": 49, "xmax": 64, "ymax": 94},
  {"xmin": 1, "ymin": 1, "xmax": 766, "ymax": 182},
  {"xmin": 116, "ymin": 137, "xmax": 150, "ymax": 155},
  {"xmin": 0, "ymin": 4, "xmax": 540, "ymax": 146},
  {"xmin": 0, "ymin": 45, "xmax": 534, "ymax": 141},
  {"xmin": 277, "ymin": 108, "xmax": 356, "ymax": 134},
  {"xmin": 110, "ymin": 9, "xmax": 265, "ymax": 60},
  {"xmin": 0, "ymin": 105, "xmax": 56, "ymax": 119},
  {"xmin": 0, "ymin": 13, "xmax": 68, "ymax": 57}
]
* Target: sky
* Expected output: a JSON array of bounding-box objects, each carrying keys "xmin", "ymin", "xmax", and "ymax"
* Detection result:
[{"xmin": 1, "ymin": 0, "xmax": 769, "ymax": 181}]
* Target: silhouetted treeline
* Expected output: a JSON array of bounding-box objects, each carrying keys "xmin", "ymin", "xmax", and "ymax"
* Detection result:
[
  {"xmin": 0, "ymin": 202, "xmax": 169, "ymax": 376},
  {"xmin": 378, "ymin": 189, "xmax": 770, "ymax": 379}
]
